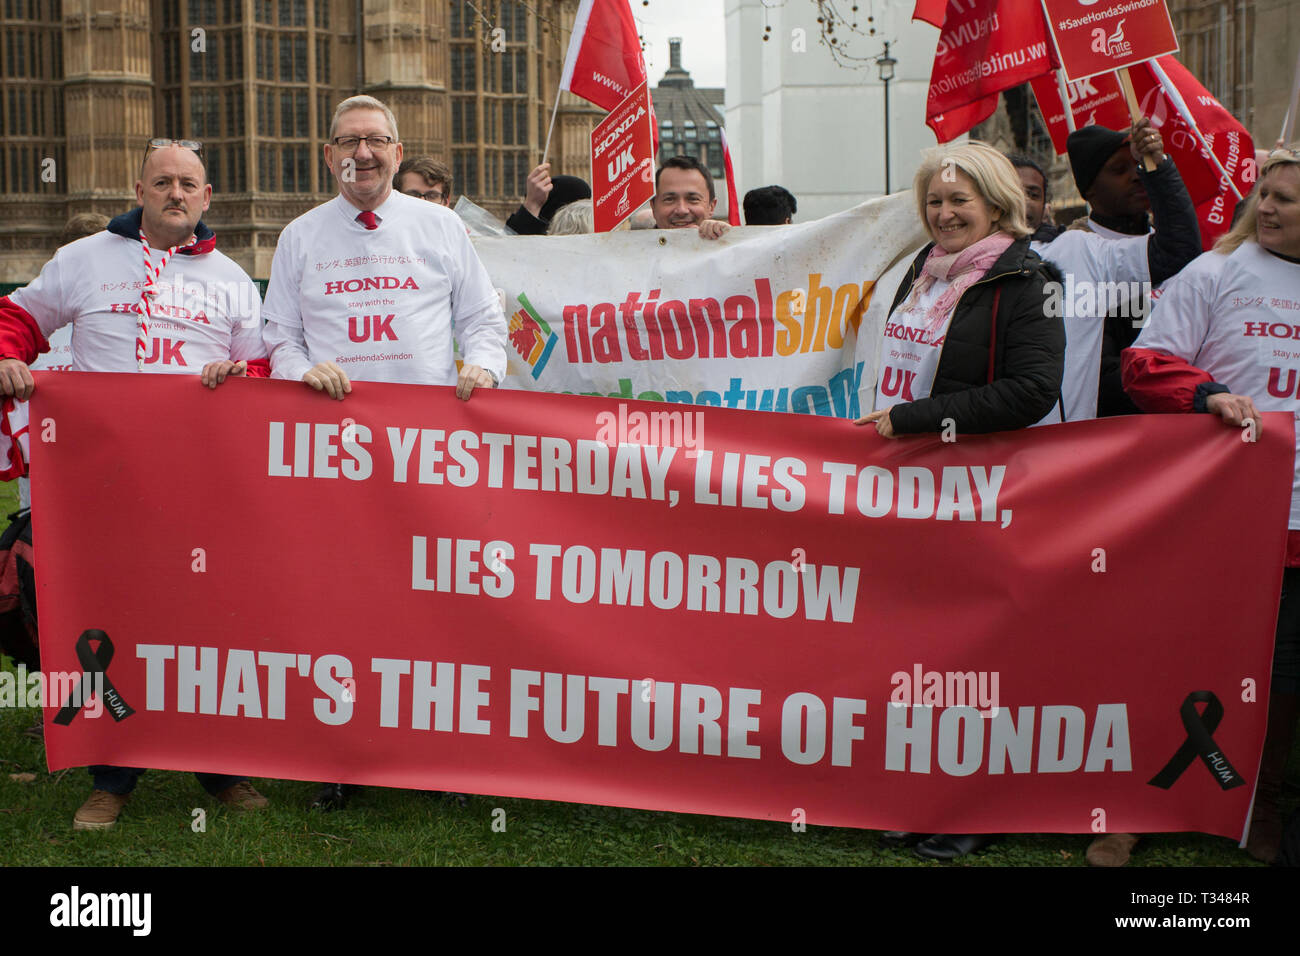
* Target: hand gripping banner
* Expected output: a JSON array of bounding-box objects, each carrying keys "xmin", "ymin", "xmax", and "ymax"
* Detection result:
[{"xmin": 32, "ymin": 374, "xmax": 1293, "ymax": 839}]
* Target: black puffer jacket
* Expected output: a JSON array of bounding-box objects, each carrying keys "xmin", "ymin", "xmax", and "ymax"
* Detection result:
[{"xmin": 886, "ymin": 237, "xmax": 1065, "ymax": 434}]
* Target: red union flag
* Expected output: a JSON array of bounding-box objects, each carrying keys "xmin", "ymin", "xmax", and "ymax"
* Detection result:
[
  {"xmin": 591, "ymin": 82, "xmax": 655, "ymax": 232},
  {"xmin": 560, "ymin": 0, "xmax": 648, "ymax": 112},
  {"xmin": 1030, "ymin": 56, "xmax": 1254, "ymax": 248},
  {"xmin": 33, "ymin": 373, "xmax": 1290, "ymax": 839},
  {"xmin": 912, "ymin": 0, "xmax": 948, "ymax": 29},
  {"xmin": 1128, "ymin": 56, "xmax": 1255, "ymax": 248},
  {"xmin": 1041, "ymin": 0, "xmax": 1179, "ymax": 82},
  {"xmin": 720, "ymin": 127, "xmax": 741, "ymax": 226},
  {"xmin": 921, "ymin": 0, "xmax": 1056, "ymax": 143}
]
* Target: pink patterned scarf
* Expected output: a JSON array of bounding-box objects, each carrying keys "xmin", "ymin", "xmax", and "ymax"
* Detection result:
[{"xmin": 899, "ymin": 232, "xmax": 1015, "ymax": 338}]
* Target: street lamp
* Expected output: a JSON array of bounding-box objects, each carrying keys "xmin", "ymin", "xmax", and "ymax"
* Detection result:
[{"xmin": 876, "ymin": 41, "xmax": 897, "ymax": 195}]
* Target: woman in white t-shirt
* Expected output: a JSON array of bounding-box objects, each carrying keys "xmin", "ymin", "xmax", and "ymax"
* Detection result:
[{"xmin": 1122, "ymin": 145, "xmax": 1300, "ymax": 864}]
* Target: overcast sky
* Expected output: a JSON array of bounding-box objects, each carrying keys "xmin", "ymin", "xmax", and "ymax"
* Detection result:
[{"xmin": 635, "ymin": 0, "xmax": 727, "ymax": 89}]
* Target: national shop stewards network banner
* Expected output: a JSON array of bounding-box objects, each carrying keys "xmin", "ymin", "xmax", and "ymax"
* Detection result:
[
  {"xmin": 32, "ymin": 374, "xmax": 1293, "ymax": 838},
  {"xmin": 475, "ymin": 193, "xmax": 928, "ymax": 419}
]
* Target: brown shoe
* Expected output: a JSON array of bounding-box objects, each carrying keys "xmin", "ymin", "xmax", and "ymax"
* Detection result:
[
  {"xmin": 215, "ymin": 781, "xmax": 269, "ymax": 810},
  {"xmin": 73, "ymin": 790, "xmax": 130, "ymax": 831},
  {"xmin": 1087, "ymin": 832, "xmax": 1139, "ymax": 867}
]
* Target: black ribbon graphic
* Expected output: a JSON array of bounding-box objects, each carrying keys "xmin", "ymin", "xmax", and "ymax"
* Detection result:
[
  {"xmin": 1147, "ymin": 691, "xmax": 1245, "ymax": 791},
  {"xmin": 53, "ymin": 629, "xmax": 135, "ymax": 725}
]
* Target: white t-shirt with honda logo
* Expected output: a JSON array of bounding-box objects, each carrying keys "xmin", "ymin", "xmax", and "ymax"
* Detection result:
[
  {"xmin": 1133, "ymin": 241, "xmax": 1300, "ymax": 527},
  {"xmin": 874, "ymin": 278, "xmax": 952, "ymax": 411},
  {"xmin": 8, "ymin": 231, "xmax": 265, "ymax": 373},
  {"xmin": 261, "ymin": 193, "xmax": 507, "ymax": 385}
]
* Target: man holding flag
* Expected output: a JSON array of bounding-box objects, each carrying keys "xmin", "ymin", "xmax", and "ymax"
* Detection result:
[
  {"xmin": 549, "ymin": 0, "xmax": 743, "ymax": 232},
  {"xmin": 1038, "ymin": 120, "xmax": 1201, "ymax": 422}
]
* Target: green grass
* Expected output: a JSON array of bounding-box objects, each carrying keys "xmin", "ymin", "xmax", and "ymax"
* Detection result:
[
  {"xmin": 0, "ymin": 721, "xmax": 1277, "ymax": 866},
  {"xmin": 0, "ymin": 480, "xmax": 1287, "ymax": 866}
]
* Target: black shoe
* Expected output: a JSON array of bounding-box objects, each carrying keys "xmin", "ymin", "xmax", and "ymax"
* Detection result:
[
  {"xmin": 880, "ymin": 830, "xmax": 927, "ymax": 848},
  {"xmin": 310, "ymin": 782, "xmax": 357, "ymax": 811},
  {"xmin": 914, "ymin": 833, "xmax": 995, "ymax": 860}
]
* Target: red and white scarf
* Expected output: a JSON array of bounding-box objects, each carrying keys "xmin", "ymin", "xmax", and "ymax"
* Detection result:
[
  {"xmin": 133, "ymin": 230, "xmax": 188, "ymax": 370},
  {"xmin": 899, "ymin": 232, "xmax": 1016, "ymax": 338}
]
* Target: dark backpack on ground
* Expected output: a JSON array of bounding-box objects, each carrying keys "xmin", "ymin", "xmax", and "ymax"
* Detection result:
[{"xmin": 0, "ymin": 508, "xmax": 38, "ymax": 669}]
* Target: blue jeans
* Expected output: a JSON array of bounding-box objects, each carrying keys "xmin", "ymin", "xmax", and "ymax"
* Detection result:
[{"xmin": 89, "ymin": 766, "xmax": 246, "ymax": 796}]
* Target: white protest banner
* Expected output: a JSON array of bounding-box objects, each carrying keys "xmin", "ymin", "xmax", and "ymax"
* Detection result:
[{"xmin": 474, "ymin": 193, "xmax": 927, "ymax": 419}]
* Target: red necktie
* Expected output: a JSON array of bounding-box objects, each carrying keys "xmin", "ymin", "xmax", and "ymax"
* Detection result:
[{"xmin": 357, "ymin": 210, "xmax": 379, "ymax": 230}]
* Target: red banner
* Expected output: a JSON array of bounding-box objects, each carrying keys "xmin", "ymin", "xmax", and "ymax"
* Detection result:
[
  {"xmin": 590, "ymin": 82, "xmax": 655, "ymax": 233},
  {"xmin": 922, "ymin": 0, "xmax": 1056, "ymax": 143},
  {"xmin": 32, "ymin": 374, "xmax": 1292, "ymax": 838},
  {"xmin": 1041, "ymin": 0, "xmax": 1178, "ymax": 82},
  {"xmin": 1030, "ymin": 72, "xmax": 1131, "ymax": 155}
]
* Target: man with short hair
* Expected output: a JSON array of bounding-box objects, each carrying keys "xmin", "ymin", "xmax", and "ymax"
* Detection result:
[
  {"xmin": 653, "ymin": 156, "xmax": 729, "ymax": 239},
  {"xmin": 0, "ymin": 139, "xmax": 271, "ymax": 830},
  {"xmin": 395, "ymin": 156, "xmax": 453, "ymax": 206},
  {"xmin": 261, "ymin": 94, "xmax": 507, "ymax": 811},
  {"xmin": 743, "ymin": 185, "xmax": 797, "ymax": 225},
  {"xmin": 262, "ymin": 94, "xmax": 506, "ymax": 403},
  {"xmin": 1007, "ymin": 155, "xmax": 1062, "ymax": 242}
]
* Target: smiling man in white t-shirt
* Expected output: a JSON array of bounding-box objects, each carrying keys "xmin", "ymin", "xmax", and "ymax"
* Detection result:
[
  {"xmin": 261, "ymin": 95, "xmax": 507, "ymax": 402},
  {"xmin": 261, "ymin": 96, "xmax": 506, "ymax": 810}
]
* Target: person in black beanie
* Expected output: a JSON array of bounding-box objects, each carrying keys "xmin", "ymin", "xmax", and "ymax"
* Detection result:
[
  {"xmin": 1031, "ymin": 120, "xmax": 1200, "ymax": 427},
  {"xmin": 505, "ymin": 162, "xmax": 592, "ymax": 235},
  {"xmin": 1062, "ymin": 121, "xmax": 1201, "ymax": 418}
]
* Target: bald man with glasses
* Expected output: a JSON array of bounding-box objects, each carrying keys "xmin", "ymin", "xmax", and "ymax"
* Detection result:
[{"xmin": 0, "ymin": 138, "xmax": 271, "ymax": 829}]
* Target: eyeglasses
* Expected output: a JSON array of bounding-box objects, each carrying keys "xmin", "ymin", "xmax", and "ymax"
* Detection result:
[
  {"xmin": 147, "ymin": 138, "xmax": 204, "ymax": 159},
  {"xmin": 403, "ymin": 188, "xmax": 446, "ymax": 203},
  {"xmin": 332, "ymin": 135, "xmax": 396, "ymax": 153}
]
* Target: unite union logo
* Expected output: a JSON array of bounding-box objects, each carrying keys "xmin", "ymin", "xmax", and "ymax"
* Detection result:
[{"xmin": 1091, "ymin": 18, "xmax": 1132, "ymax": 59}]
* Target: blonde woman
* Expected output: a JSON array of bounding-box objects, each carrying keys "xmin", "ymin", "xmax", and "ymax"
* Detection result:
[
  {"xmin": 859, "ymin": 142, "xmax": 1063, "ymax": 861},
  {"xmin": 857, "ymin": 141, "xmax": 1063, "ymax": 439},
  {"xmin": 546, "ymin": 199, "xmax": 594, "ymax": 235},
  {"xmin": 1122, "ymin": 145, "xmax": 1300, "ymax": 864}
]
